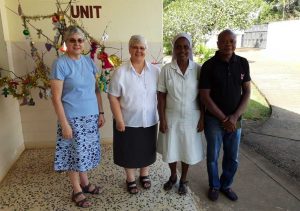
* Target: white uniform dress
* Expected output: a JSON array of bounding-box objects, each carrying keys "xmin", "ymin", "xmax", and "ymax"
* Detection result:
[{"xmin": 157, "ymin": 59, "xmax": 205, "ymax": 165}]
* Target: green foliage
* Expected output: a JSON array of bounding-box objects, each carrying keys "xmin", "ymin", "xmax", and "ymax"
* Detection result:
[
  {"xmin": 244, "ymin": 84, "xmax": 271, "ymax": 120},
  {"xmin": 256, "ymin": 0, "xmax": 300, "ymax": 24},
  {"xmin": 163, "ymin": 0, "xmax": 262, "ymax": 53},
  {"xmin": 163, "ymin": 41, "xmax": 173, "ymax": 55},
  {"xmin": 194, "ymin": 44, "xmax": 215, "ymax": 64},
  {"xmin": 163, "ymin": 0, "xmax": 176, "ymax": 8}
]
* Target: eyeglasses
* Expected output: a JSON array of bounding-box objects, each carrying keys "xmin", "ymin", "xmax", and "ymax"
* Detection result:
[
  {"xmin": 68, "ymin": 38, "xmax": 84, "ymax": 44},
  {"xmin": 130, "ymin": 46, "xmax": 146, "ymax": 51}
]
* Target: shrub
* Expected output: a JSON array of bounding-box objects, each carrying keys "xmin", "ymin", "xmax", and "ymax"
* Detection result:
[{"xmin": 194, "ymin": 44, "xmax": 215, "ymax": 64}]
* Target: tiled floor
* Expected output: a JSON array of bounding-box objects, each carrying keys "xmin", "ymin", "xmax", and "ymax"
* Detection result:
[{"xmin": 0, "ymin": 144, "xmax": 200, "ymax": 211}]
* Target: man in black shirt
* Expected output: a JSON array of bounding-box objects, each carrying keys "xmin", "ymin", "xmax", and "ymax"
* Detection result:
[{"xmin": 200, "ymin": 29, "xmax": 251, "ymax": 201}]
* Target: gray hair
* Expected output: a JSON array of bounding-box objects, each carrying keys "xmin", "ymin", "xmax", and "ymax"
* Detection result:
[
  {"xmin": 128, "ymin": 35, "xmax": 148, "ymax": 49},
  {"xmin": 172, "ymin": 33, "xmax": 193, "ymax": 61},
  {"xmin": 64, "ymin": 25, "xmax": 85, "ymax": 41}
]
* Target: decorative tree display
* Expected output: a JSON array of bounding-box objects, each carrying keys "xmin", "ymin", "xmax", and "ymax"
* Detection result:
[{"xmin": 0, "ymin": 0, "xmax": 122, "ymax": 106}]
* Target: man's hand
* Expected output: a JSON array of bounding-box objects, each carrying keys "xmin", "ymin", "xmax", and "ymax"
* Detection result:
[{"xmin": 222, "ymin": 114, "xmax": 238, "ymax": 132}]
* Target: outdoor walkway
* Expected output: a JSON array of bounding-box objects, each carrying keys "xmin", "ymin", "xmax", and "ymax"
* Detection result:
[
  {"xmin": 1, "ymin": 143, "xmax": 299, "ymax": 210},
  {"xmin": 237, "ymin": 49, "xmax": 300, "ymax": 180},
  {"xmin": 0, "ymin": 145, "xmax": 199, "ymax": 211}
]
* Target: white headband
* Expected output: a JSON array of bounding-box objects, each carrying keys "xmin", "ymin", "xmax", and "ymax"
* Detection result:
[{"xmin": 172, "ymin": 33, "xmax": 193, "ymax": 61}]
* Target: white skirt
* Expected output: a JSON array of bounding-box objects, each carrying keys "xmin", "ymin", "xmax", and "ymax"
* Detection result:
[{"xmin": 157, "ymin": 109, "xmax": 206, "ymax": 165}]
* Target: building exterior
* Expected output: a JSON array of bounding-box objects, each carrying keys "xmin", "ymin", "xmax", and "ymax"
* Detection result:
[{"xmin": 0, "ymin": 0, "xmax": 163, "ymax": 182}]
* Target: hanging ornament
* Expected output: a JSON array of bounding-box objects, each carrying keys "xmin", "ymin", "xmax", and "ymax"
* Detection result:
[
  {"xmin": 39, "ymin": 90, "xmax": 43, "ymax": 99},
  {"xmin": 28, "ymin": 98, "xmax": 35, "ymax": 106},
  {"xmin": 90, "ymin": 41, "xmax": 98, "ymax": 60},
  {"xmin": 31, "ymin": 46, "xmax": 38, "ymax": 58},
  {"xmin": 52, "ymin": 14, "xmax": 59, "ymax": 23},
  {"xmin": 20, "ymin": 97, "xmax": 28, "ymax": 106},
  {"xmin": 45, "ymin": 89, "xmax": 51, "ymax": 98},
  {"xmin": 18, "ymin": 3, "xmax": 23, "ymax": 16},
  {"xmin": 108, "ymin": 55, "xmax": 122, "ymax": 68},
  {"xmin": 59, "ymin": 42, "xmax": 67, "ymax": 52},
  {"xmin": 59, "ymin": 14, "xmax": 65, "ymax": 21},
  {"xmin": 9, "ymin": 81, "xmax": 19, "ymax": 89},
  {"xmin": 37, "ymin": 29, "xmax": 42, "ymax": 39},
  {"xmin": 97, "ymin": 51, "xmax": 107, "ymax": 60},
  {"xmin": 23, "ymin": 29, "xmax": 30, "ymax": 36},
  {"xmin": 97, "ymin": 51, "xmax": 113, "ymax": 69},
  {"xmin": 102, "ymin": 33, "xmax": 109, "ymax": 41},
  {"xmin": 2, "ymin": 88, "xmax": 9, "ymax": 97},
  {"xmin": 45, "ymin": 43, "xmax": 52, "ymax": 51}
]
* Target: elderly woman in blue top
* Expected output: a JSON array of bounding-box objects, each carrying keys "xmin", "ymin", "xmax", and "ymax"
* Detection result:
[
  {"xmin": 108, "ymin": 35, "xmax": 159, "ymax": 194},
  {"xmin": 157, "ymin": 33, "xmax": 205, "ymax": 195},
  {"xmin": 50, "ymin": 25, "xmax": 105, "ymax": 208}
]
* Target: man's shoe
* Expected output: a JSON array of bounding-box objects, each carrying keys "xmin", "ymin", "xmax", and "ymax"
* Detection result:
[
  {"xmin": 220, "ymin": 188, "xmax": 238, "ymax": 201},
  {"xmin": 208, "ymin": 188, "xmax": 219, "ymax": 201}
]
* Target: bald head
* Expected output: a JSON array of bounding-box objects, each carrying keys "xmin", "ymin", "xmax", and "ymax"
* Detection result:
[
  {"xmin": 217, "ymin": 29, "xmax": 237, "ymax": 58},
  {"xmin": 218, "ymin": 29, "xmax": 236, "ymax": 42}
]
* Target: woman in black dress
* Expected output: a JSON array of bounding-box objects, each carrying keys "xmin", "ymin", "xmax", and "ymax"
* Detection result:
[{"xmin": 108, "ymin": 35, "xmax": 160, "ymax": 194}]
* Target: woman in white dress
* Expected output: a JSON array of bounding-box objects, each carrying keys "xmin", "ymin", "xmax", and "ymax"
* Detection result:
[{"xmin": 157, "ymin": 33, "xmax": 205, "ymax": 195}]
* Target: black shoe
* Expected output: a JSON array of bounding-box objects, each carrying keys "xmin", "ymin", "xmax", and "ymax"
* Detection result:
[
  {"xmin": 163, "ymin": 175, "xmax": 177, "ymax": 191},
  {"xmin": 208, "ymin": 188, "xmax": 219, "ymax": 201},
  {"xmin": 178, "ymin": 180, "xmax": 188, "ymax": 195},
  {"xmin": 220, "ymin": 188, "xmax": 238, "ymax": 201}
]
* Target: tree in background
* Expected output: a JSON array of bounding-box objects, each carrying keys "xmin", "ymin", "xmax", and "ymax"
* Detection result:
[
  {"xmin": 163, "ymin": 0, "xmax": 262, "ymax": 53},
  {"xmin": 256, "ymin": 0, "xmax": 300, "ymax": 24}
]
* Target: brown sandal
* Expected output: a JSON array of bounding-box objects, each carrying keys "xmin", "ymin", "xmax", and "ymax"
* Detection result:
[
  {"xmin": 139, "ymin": 176, "xmax": 151, "ymax": 189},
  {"xmin": 81, "ymin": 183, "xmax": 102, "ymax": 194},
  {"xmin": 71, "ymin": 191, "xmax": 92, "ymax": 208}
]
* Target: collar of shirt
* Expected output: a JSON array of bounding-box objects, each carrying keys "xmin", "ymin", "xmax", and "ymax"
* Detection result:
[
  {"xmin": 215, "ymin": 51, "xmax": 238, "ymax": 64},
  {"xmin": 128, "ymin": 60, "xmax": 151, "ymax": 76},
  {"xmin": 170, "ymin": 59, "xmax": 194, "ymax": 77}
]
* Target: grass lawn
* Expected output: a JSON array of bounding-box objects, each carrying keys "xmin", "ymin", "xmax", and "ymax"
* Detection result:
[{"xmin": 243, "ymin": 83, "xmax": 271, "ymax": 120}]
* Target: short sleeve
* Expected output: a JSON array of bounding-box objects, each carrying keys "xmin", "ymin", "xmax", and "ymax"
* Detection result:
[
  {"xmin": 196, "ymin": 63, "xmax": 201, "ymax": 81},
  {"xmin": 51, "ymin": 59, "xmax": 65, "ymax": 80},
  {"xmin": 87, "ymin": 56, "xmax": 99, "ymax": 76},
  {"xmin": 241, "ymin": 58, "xmax": 251, "ymax": 83},
  {"xmin": 108, "ymin": 69, "xmax": 122, "ymax": 97},
  {"xmin": 157, "ymin": 65, "xmax": 167, "ymax": 93},
  {"xmin": 199, "ymin": 60, "xmax": 212, "ymax": 89}
]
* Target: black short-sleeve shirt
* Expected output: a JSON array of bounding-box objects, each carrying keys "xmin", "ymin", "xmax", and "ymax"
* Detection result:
[{"xmin": 199, "ymin": 51, "xmax": 251, "ymax": 116}]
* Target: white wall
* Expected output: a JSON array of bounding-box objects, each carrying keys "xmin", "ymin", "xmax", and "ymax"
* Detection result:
[
  {"xmin": 2, "ymin": 0, "xmax": 163, "ymax": 147},
  {"xmin": 266, "ymin": 20, "xmax": 300, "ymax": 61},
  {"xmin": 0, "ymin": 0, "xmax": 25, "ymax": 182}
]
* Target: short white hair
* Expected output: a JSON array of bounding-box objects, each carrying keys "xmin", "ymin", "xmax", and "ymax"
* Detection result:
[
  {"xmin": 128, "ymin": 35, "xmax": 148, "ymax": 49},
  {"xmin": 64, "ymin": 25, "xmax": 85, "ymax": 41}
]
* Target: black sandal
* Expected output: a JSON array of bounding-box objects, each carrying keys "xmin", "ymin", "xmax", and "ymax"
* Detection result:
[
  {"xmin": 139, "ymin": 175, "xmax": 151, "ymax": 189},
  {"xmin": 71, "ymin": 191, "xmax": 92, "ymax": 208},
  {"xmin": 81, "ymin": 183, "xmax": 102, "ymax": 194},
  {"xmin": 126, "ymin": 180, "xmax": 139, "ymax": 194},
  {"xmin": 178, "ymin": 180, "xmax": 188, "ymax": 195},
  {"xmin": 163, "ymin": 175, "xmax": 177, "ymax": 191}
]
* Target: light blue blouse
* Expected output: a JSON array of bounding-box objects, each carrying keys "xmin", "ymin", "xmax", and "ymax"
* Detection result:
[{"xmin": 51, "ymin": 55, "xmax": 99, "ymax": 118}]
